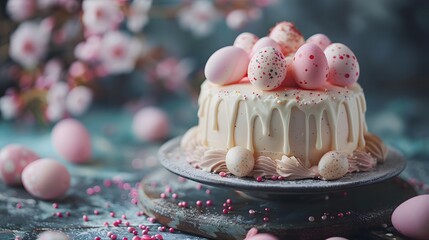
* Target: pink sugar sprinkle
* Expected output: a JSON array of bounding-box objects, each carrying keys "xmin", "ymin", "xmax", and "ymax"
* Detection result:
[
  {"xmin": 56, "ymin": 212, "xmax": 63, "ymax": 218},
  {"xmin": 125, "ymin": 221, "xmax": 130, "ymax": 227},
  {"xmin": 110, "ymin": 234, "xmax": 117, "ymax": 240},
  {"xmin": 122, "ymin": 214, "xmax": 127, "ymax": 219},
  {"xmin": 83, "ymin": 215, "xmax": 89, "ymax": 222},
  {"xmin": 104, "ymin": 179, "xmax": 113, "ymax": 187},
  {"xmin": 132, "ymin": 230, "xmax": 138, "ymax": 235},
  {"xmin": 132, "ymin": 236, "xmax": 141, "ymax": 240},
  {"xmin": 196, "ymin": 200, "xmax": 203, "ymax": 207},
  {"xmin": 107, "ymin": 232, "xmax": 113, "ymax": 237},
  {"xmin": 86, "ymin": 188, "xmax": 95, "ymax": 195},
  {"xmin": 131, "ymin": 198, "xmax": 138, "ymax": 205},
  {"xmin": 160, "ymin": 193, "xmax": 167, "ymax": 199},
  {"xmin": 52, "ymin": 203, "xmax": 59, "ymax": 209},
  {"xmin": 172, "ymin": 193, "xmax": 178, "ymax": 199},
  {"xmin": 169, "ymin": 228, "xmax": 175, "ymax": 233},
  {"xmin": 165, "ymin": 186, "xmax": 172, "ymax": 193},
  {"xmin": 196, "ymin": 184, "xmax": 202, "ymax": 190},
  {"xmin": 219, "ymin": 172, "xmax": 227, "ymax": 177},
  {"xmin": 206, "ymin": 200, "xmax": 213, "ymax": 206},
  {"xmin": 154, "ymin": 234, "xmax": 163, "ymax": 240},
  {"xmin": 205, "ymin": 189, "xmax": 211, "ymax": 195},
  {"xmin": 110, "ymin": 211, "xmax": 115, "ymax": 217},
  {"xmin": 93, "ymin": 185, "xmax": 101, "ymax": 193},
  {"xmin": 256, "ymin": 176, "xmax": 263, "ymax": 182},
  {"xmin": 16, "ymin": 203, "xmax": 22, "ymax": 209},
  {"xmin": 142, "ymin": 229, "xmax": 149, "ymax": 234},
  {"xmin": 66, "ymin": 212, "xmax": 71, "ymax": 217},
  {"xmin": 94, "ymin": 237, "xmax": 101, "ymax": 240},
  {"xmin": 141, "ymin": 235, "xmax": 152, "ymax": 240},
  {"xmin": 128, "ymin": 227, "xmax": 135, "ymax": 233}
]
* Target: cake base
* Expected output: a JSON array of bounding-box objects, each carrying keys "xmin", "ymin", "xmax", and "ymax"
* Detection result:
[
  {"xmin": 138, "ymin": 168, "xmax": 415, "ymax": 240},
  {"xmin": 159, "ymin": 137, "xmax": 406, "ymax": 197}
]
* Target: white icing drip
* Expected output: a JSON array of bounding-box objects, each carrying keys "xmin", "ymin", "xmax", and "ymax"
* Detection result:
[{"xmin": 276, "ymin": 156, "xmax": 318, "ymax": 180}]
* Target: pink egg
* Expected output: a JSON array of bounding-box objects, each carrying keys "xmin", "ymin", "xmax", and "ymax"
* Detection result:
[
  {"xmin": 37, "ymin": 231, "xmax": 69, "ymax": 240},
  {"xmin": 306, "ymin": 33, "xmax": 331, "ymax": 50},
  {"xmin": 52, "ymin": 118, "xmax": 92, "ymax": 164},
  {"xmin": 248, "ymin": 47, "xmax": 287, "ymax": 91},
  {"xmin": 324, "ymin": 43, "xmax": 360, "ymax": 87},
  {"xmin": 281, "ymin": 55, "xmax": 298, "ymax": 87},
  {"xmin": 204, "ymin": 46, "xmax": 249, "ymax": 85},
  {"xmin": 251, "ymin": 37, "xmax": 281, "ymax": 56},
  {"xmin": 132, "ymin": 107, "xmax": 169, "ymax": 142},
  {"xmin": 22, "ymin": 158, "xmax": 70, "ymax": 200},
  {"xmin": 269, "ymin": 21, "xmax": 304, "ymax": 56},
  {"xmin": 233, "ymin": 32, "xmax": 259, "ymax": 54},
  {"xmin": 246, "ymin": 234, "xmax": 278, "ymax": 240},
  {"xmin": 0, "ymin": 144, "xmax": 39, "ymax": 186},
  {"xmin": 392, "ymin": 195, "xmax": 429, "ymax": 240},
  {"xmin": 292, "ymin": 43, "xmax": 329, "ymax": 89}
]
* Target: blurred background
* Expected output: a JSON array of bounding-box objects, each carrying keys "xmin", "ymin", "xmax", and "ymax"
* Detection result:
[{"xmin": 0, "ymin": 0, "xmax": 428, "ymax": 168}]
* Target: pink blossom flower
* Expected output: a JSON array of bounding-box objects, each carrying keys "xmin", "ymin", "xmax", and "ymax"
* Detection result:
[
  {"xmin": 127, "ymin": 0, "xmax": 152, "ymax": 33},
  {"xmin": 82, "ymin": 0, "xmax": 123, "ymax": 35},
  {"xmin": 9, "ymin": 22, "xmax": 49, "ymax": 69},
  {"xmin": 47, "ymin": 82, "xmax": 69, "ymax": 105},
  {"xmin": 74, "ymin": 36, "xmax": 102, "ymax": 62},
  {"xmin": 6, "ymin": 0, "xmax": 36, "ymax": 21},
  {"xmin": 226, "ymin": 10, "xmax": 249, "ymax": 30},
  {"xmin": 35, "ymin": 59, "xmax": 63, "ymax": 89},
  {"xmin": 0, "ymin": 92, "xmax": 20, "ymax": 120},
  {"xmin": 155, "ymin": 58, "xmax": 193, "ymax": 91},
  {"xmin": 99, "ymin": 31, "xmax": 142, "ymax": 74},
  {"xmin": 178, "ymin": 0, "xmax": 220, "ymax": 37},
  {"xmin": 66, "ymin": 86, "xmax": 93, "ymax": 116},
  {"xmin": 45, "ymin": 102, "xmax": 66, "ymax": 122}
]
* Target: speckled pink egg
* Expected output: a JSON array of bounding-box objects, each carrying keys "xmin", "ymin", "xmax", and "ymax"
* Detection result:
[
  {"xmin": 204, "ymin": 46, "xmax": 249, "ymax": 85},
  {"xmin": 21, "ymin": 158, "xmax": 70, "ymax": 200},
  {"xmin": 225, "ymin": 146, "xmax": 255, "ymax": 177},
  {"xmin": 269, "ymin": 21, "xmax": 304, "ymax": 56},
  {"xmin": 37, "ymin": 231, "xmax": 70, "ymax": 240},
  {"xmin": 251, "ymin": 37, "xmax": 281, "ymax": 56},
  {"xmin": 318, "ymin": 151, "xmax": 349, "ymax": 180},
  {"xmin": 132, "ymin": 107, "xmax": 169, "ymax": 142},
  {"xmin": 248, "ymin": 47, "xmax": 287, "ymax": 91},
  {"xmin": 306, "ymin": 33, "xmax": 331, "ymax": 51},
  {"xmin": 292, "ymin": 43, "xmax": 329, "ymax": 89},
  {"xmin": 324, "ymin": 43, "xmax": 360, "ymax": 87},
  {"xmin": 52, "ymin": 118, "xmax": 92, "ymax": 164},
  {"xmin": 233, "ymin": 32, "xmax": 259, "ymax": 54},
  {"xmin": 0, "ymin": 144, "xmax": 39, "ymax": 186},
  {"xmin": 392, "ymin": 195, "xmax": 429, "ymax": 240}
]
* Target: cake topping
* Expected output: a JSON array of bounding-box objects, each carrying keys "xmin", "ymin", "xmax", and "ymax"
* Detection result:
[
  {"xmin": 251, "ymin": 37, "xmax": 281, "ymax": 57},
  {"xmin": 306, "ymin": 33, "xmax": 332, "ymax": 51},
  {"xmin": 277, "ymin": 156, "xmax": 318, "ymax": 180},
  {"xmin": 225, "ymin": 146, "xmax": 255, "ymax": 177},
  {"xmin": 292, "ymin": 43, "xmax": 329, "ymax": 89},
  {"xmin": 204, "ymin": 46, "xmax": 249, "ymax": 85},
  {"xmin": 364, "ymin": 133, "xmax": 388, "ymax": 163},
  {"xmin": 348, "ymin": 150, "xmax": 377, "ymax": 172},
  {"xmin": 325, "ymin": 43, "xmax": 360, "ymax": 87},
  {"xmin": 268, "ymin": 21, "xmax": 304, "ymax": 56},
  {"xmin": 200, "ymin": 149, "xmax": 228, "ymax": 173},
  {"xmin": 233, "ymin": 32, "xmax": 259, "ymax": 54},
  {"xmin": 318, "ymin": 151, "xmax": 349, "ymax": 180},
  {"xmin": 248, "ymin": 47, "xmax": 287, "ymax": 91},
  {"xmin": 248, "ymin": 155, "xmax": 278, "ymax": 178}
]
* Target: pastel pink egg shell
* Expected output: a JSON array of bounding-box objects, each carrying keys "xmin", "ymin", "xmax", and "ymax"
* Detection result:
[
  {"xmin": 51, "ymin": 118, "xmax": 92, "ymax": 164},
  {"xmin": 250, "ymin": 37, "xmax": 281, "ymax": 57},
  {"xmin": 324, "ymin": 43, "xmax": 360, "ymax": 87},
  {"xmin": 21, "ymin": 158, "xmax": 70, "ymax": 200},
  {"xmin": 391, "ymin": 194, "xmax": 429, "ymax": 240},
  {"xmin": 0, "ymin": 144, "xmax": 39, "ymax": 186},
  {"xmin": 269, "ymin": 21, "xmax": 305, "ymax": 56},
  {"xmin": 132, "ymin": 107, "xmax": 170, "ymax": 142},
  {"xmin": 306, "ymin": 33, "xmax": 332, "ymax": 51},
  {"xmin": 233, "ymin": 32, "xmax": 259, "ymax": 54},
  {"xmin": 292, "ymin": 43, "xmax": 329, "ymax": 89},
  {"xmin": 248, "ymin": 47, "xmax": 287, "ymax": 91},
  {"xmin": 281, "ymin": 55, "xmax": 299, "ymax": 87},
  {"xmin": 204, "ymin": 46, "xmax": 250, "ymax": 85}
]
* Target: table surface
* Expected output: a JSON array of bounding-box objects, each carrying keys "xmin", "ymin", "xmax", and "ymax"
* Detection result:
[{"xmin": 1, "ymin": 91, "xmax": 428, "ymax": 239}]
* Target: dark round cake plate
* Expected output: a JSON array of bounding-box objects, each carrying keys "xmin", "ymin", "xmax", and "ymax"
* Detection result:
[{"xmin": 138, "ymin": 137, "xmax": 416, "ymax": 240}]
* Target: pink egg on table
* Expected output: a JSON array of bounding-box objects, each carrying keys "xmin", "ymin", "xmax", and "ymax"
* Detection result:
[
  {"xmin": 269, "ymin": 21, "xmax": 304, "ymax": 56},
  {"xmin": 324, "ymin": 43, "xmax": 360, "ymax": 87},
  {"xmin": 392, "ymin": 194, "xmax": 429, "ymax": 240},
  {"xmin": 22, "ymin": 158, "xmax": 70, "ymax": 200},
  {"xmin": 306, "ymin": 33, "xmax": 331, "ymax": 51},
  {"xmin": 0, "ymin": 144, "xmax": 39, "ymax": 186},
  {"xmin": 233, "ymin": 32, "xmax": 259, "ymax": 54},
  {"xmin": 248, "ymin": 47, "xmax": 287, "ymax": 91},
  {"xmin": 251, "ymin": 37, "xmax": 280, "ymax": 56},
  {"xmin": 37, "ymin": 231, "xmax": 69, "ymax": 240},
  {"xmin": 132, "ymin": 107, "xmax": 169, "ymax": 142},
  {"xmin": 292, "ymin": 43, "xmax": 329, "ymax": 89},
  {"xmin": 51, "ymin": 118, "xmax": 92, "ymax": 164},
  {"xmin": 204, "ymin": 46, "xmax": 249, "ymax": 85}
]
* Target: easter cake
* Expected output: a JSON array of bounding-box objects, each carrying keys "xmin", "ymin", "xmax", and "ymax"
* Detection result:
[{"xmin": 181, "ymin": 22, "xmax": 388, "ymax": 181}]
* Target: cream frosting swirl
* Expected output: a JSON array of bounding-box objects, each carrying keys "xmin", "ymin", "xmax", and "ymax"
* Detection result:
[
  {"xmin": 364, "ymin": 133, "xmax": 388, "ymax": 163},
  {"xmin": 199, "ymin": 149, "xmax": 228, "ymax": 173},
  {"xmin": 348, "ymin": 150, "xmax": 377, "ymax": 172},
  {"xmin": 248, "ymin": 156, "xmax": 278, "ymax": 178},
  {"xmin": 276, "ymin": 156, "xmax": 318, "ymax": 180}
]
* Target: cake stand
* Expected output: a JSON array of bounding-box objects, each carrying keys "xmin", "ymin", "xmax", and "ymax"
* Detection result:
[{"xmin": 138, "ymin": 137, "xmax": 415, "ymax": 240}]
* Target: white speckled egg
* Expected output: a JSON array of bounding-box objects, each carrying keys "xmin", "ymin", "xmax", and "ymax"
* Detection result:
[
  {"xmin": 225, "ymin": 146, "xmax": 255, "ymax": 177},
  {"xmin": 22, "ymin": 158, "xmax": 70, "ymax": 200},
  {"xmin": 251, "ymin": 37, "xmax": 281, "ymax": 56},
  {"xmin": 233, "ymin": 32, "xmax": 259, "ymax": 54},
  {"xmin": 318, "ymin": 151, "xmax": 349, "ymax": 180},
  {"xmin": 248, "ymin": 47, "xmax": 287, "ymax": 91},
  {"xmin": 324, "ymin": 43, "xmax": 360, "ymax": 87},
  {"xmin": 52, "ymin": 118, "xmax": 92, "ymax": 164},
  {"xmin": 306, "ymin": 33, "xmax": 331, "ymax": 51},
  {"xmin": 292, "ymin": 43, "xmax": 329, "ymax": 89},
  {"xmin": 0, "ymin": 144, "xmax": 39, "ymax": 186},
  {"xmin": 37, "ymin": 231, "xmax": 70, "ymax": 240},
  {"xmin": 204, "ymin": 46, "xmax": 250, "ymax": 85},
  {"xmin": 392, "ymin": 194, "xmax": 429, "ymax": 240},
  {"xmin": 269, "ymin": 21, "xmax": 304, "ymax": 56}
]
